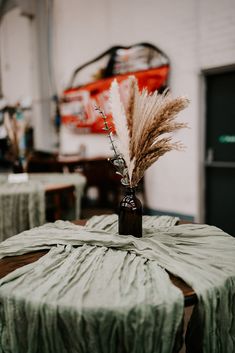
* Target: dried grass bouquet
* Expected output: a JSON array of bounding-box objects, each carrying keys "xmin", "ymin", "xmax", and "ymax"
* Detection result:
[
  {"xmin": 98, "ymin": 75, "xmax": 189, "ymax": 187},
  {"xmin": 4, "ymin": 110, "xmax": 29, "ymax": 167}
]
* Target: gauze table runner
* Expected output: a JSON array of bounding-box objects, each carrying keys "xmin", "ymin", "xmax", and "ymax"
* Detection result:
[
  {"xmin": 0, "ymin": 173, "xmax": 86, "ymax": 241},
  {"xmin": 0, "ymin": 215, "xmax": 234, "ymax": 353}
]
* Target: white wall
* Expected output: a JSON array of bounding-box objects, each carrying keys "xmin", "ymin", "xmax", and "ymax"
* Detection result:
[
  {"xmin": 54, "ymin": 0, "xmax": 113, "ymax": 158},
  {"xmin": 54, "ymin": 0, "xmax": 200, "ymax": 218},
  {"xmin": 0, "ymin": 4, "xmax": 57, "ymax": 152},
  {"xmin": 1, "ymin": 0, "xmax": 235, "ymax": 219},
  {"xmin": 0, "ymin": 7, "xmax": 32, "ymax": 104}
]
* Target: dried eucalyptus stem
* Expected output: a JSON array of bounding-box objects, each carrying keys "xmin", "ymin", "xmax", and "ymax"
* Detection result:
[
  {"xmin": 95, "ymin": 106, "xmax": 130, "ymax": 186},
  {"xmin": 95, "ymin": 106, "xmax": 118, "ymax": 158}
]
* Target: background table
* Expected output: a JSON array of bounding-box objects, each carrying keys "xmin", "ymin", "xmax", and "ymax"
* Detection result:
[{"xmin": 0, "ymin": 173, "xmax": 86, "ymax": 241}]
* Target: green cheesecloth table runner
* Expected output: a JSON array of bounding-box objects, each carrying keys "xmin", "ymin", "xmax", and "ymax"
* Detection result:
[
  {"xmin": 0, "ymin": 173, "xmax": 86, "ymax": 241},
  {"xmin": 0, "ymin": 215, "xmax": 234, "ymax": 353}
]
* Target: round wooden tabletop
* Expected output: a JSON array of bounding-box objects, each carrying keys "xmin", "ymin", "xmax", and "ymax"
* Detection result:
[{"xmin": 0, "ymin": 219, "xmax": 197, "ymax": 307}]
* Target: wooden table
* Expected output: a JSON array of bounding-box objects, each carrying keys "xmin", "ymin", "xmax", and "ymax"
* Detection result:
[
  {"xmin": 0, "ymin": 173, "xmax": 86, "ymax": 240},
  {"xmin": 45, "ymin": 183, "xmax": 76, "ymax": 220},
  {"xmin": 0, "ymin": 219, "xmax": 197, "ymax": 307}
]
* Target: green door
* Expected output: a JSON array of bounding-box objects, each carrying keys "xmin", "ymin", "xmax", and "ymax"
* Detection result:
[{"xmin": 205, "ymin": 69, "xmax": 235, "ymax": 236}]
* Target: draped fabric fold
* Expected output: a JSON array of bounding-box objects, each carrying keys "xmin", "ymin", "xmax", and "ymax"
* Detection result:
[
  {"xmin": 0, "ymin": 216, "xmax": 183, "ymax": 353},
  {"xmin": 0, "ymin": 215, "xmax": 234, "ymax": 353}
]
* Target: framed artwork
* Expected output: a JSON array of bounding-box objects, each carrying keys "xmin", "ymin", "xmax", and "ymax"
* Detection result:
[{"xmin": 61, "ymin": 43, "xmax": 170, "ymax": 134}]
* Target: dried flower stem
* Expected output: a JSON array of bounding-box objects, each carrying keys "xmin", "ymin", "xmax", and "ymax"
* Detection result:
[
  {"xmin": 95, "ymin": 106, "xmax": 130, "ymax": 185},
  {"xmin": 95, "ymin": 106, "xmax": 118, "ymax": 157}
]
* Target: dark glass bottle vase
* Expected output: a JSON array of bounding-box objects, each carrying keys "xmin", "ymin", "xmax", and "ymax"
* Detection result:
[{"xmin": 118, "ymin": 187, "xmax": 142, "ymax": 238}]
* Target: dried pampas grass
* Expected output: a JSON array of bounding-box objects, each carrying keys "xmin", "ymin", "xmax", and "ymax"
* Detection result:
[{"xmin": 108, "ymin": 76, "xmax": 189, "ymax": 187}]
